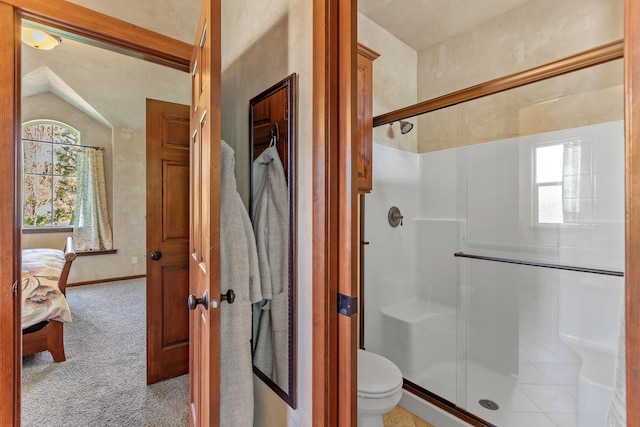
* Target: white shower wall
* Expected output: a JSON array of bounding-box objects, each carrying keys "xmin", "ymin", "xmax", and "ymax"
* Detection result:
[{"xmin": 364, "ymin": 120, "xmax": 625, "ymax": 426}]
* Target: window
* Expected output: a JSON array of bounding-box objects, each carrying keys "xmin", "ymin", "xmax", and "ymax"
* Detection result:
[
  {"xmin": 533, "ymin": 140, "xmax": 592, "ymax": 225},
  {"xmin": 22, "ymin": 120, "xmax": 79, "ymax": 228}
]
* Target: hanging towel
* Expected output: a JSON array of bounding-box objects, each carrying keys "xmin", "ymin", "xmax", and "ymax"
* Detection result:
[
  {"xmin": 219, "ymin": 140, "xmax": 262, "ymax": 427},
  {"xmin": 606, "ymin": 302, "xmax": 627, "ymax": 427},
  {"xmin": 251, "ymin": 145, "xmax": 290, "ymax": 391}
]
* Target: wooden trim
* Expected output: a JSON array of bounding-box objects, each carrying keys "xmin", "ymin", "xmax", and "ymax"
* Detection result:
[
  {"xmin": 356, "ymin": 43, "xmax": 379, "ymax": 62},
  {"xmin": 374, "ymin": 39, "xmax": 624, "ymax": 126},
  {"xmin": 76, "ymin": 249, "xmax": 118, "ymax": 257},
  {"xmin": 337, "ymin": 0, "xmax": 358, "ymax": 425},
  {"xmin": 403, "ymin": 381, "xmax": 493, "ymax": 427},
  {"xmin": 0, "ymin": 3, "xmax": 21, "ymax": 424},
  {"xmin": 0, "ymin": 0, "xmax": 191, "ymax": 72},
  {"xmin": 312, "ymin": 0, "xmax": 337, "ymax": 424},
  {"xmin": 67, "ymin": 274, "xmax": 146, "ymax": 288},
  {"xmin": 313, "ymin": 0, "xmax": 357, "ymax": 425},
  {"xmin": 625, "ymin": 0, "xmax": 639, "ymax": 425}
]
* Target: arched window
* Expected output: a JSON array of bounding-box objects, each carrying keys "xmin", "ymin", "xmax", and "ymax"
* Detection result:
[{"xmin": 22, "ymin": 120, "xmax": 80, "ymax": 228}]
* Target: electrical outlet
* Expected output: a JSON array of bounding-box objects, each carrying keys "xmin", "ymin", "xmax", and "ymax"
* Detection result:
[{"xmin": 132, "ymin": 257, "xmax": 138, "ymax": 264}]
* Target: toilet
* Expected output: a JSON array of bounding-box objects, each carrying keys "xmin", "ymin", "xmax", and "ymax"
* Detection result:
[{"xmin": 357, "ymin": 349, "xmax": 403, "ymax": 427}]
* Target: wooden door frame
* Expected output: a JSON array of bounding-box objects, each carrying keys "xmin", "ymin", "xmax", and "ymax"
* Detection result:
[
  {"xmin": 4, "ymin": 0, "xmax": 638, "ymax": 426},
  {"xmin": 625, "ymin": 0, "xmax": 640, "ymax": 426},
  {"xmin": 0, "ymin": 0, "xmax": 192, "ymax": 424},
  {"xmin": 312, "ymin": 0, "xmax": 358, "ymax": 425},
  {"xmin": 311, "ymin": 0, "xmax": 640, "ymax": 426}
]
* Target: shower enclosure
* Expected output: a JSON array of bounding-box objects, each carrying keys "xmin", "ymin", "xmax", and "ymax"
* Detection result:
[{"xmin": 363, "ymin": 57, "xmax": 625, "ymax": 427}]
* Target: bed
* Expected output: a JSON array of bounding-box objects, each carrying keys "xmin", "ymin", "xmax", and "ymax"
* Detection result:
[{"xmin": 22, "ymin": 236, "xmax": 77, "ymax": 362}]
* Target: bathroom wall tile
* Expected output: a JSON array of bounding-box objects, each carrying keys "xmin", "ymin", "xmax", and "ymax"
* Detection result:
[
  {"xmin": 520, "ymin": 346, "xmax": 561, "ymax": 364},
  {"xmin": 546, "ymin": 412, "xmax": 578, "ymax": 427},
  {"xmin": 519, "ymin": 384, "xmax": 578, "ymax": 413},
  {"xmin": 592, "ymin": 121, "xmax": 624, "ymax": 174},
  {"xmin": 594, "ymin": 171, "xmax": 624, "ymax": 200},
  {"xmin": 518, "ymin": 362, "xmax": 556, "ymax": 385},
  {"xmin": 595, "ymin": 196, "xmax": 625, "ymax": 224},
  {"xmin": 480, "ymin": 412, "xmax": 557, "ymax": 427},
  {"xmin": 533, "ymin": 363, "xmax": 581, "ymax": 386}
]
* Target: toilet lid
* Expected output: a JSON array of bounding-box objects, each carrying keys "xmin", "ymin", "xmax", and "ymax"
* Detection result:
[{"xmin": 357, "ymin": 349, "xmax": 403, "ymax": 398}]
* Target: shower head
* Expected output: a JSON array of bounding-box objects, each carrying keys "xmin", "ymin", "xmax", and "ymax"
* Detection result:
[
  {"xmin": 399, "ymin": 120, "xmax": 413, "ymax": 134},
  {"xmin": 390, "ymin": 120, "xmax": 414, "ymax": 135}
]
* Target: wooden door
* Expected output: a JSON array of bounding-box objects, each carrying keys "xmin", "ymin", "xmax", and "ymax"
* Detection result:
[
  {"xmin": 146, "ymin": 99, "xmax": 191, "ymax": 384},
  {"xmin": 188, "ymin": 0, "xmax": 221, "ymax": 425},
  {"xmin": 0, "ymin": 3, "xmax": 21, "ymax": 425}
]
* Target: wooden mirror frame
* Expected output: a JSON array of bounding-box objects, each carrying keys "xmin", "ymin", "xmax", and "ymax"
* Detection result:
[{"xmin": 249, "ymin": 73, "xmax": 297, "ymax": 408}]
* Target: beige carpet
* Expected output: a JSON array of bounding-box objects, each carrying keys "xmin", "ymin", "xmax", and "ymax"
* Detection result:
[{"xmin": 21, "ymin": 278, "xmax": 189, "ymax": 427}]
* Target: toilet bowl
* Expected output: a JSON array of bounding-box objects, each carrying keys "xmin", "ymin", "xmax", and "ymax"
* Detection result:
[{"xmin": 358, "ymin": 349, "xmax": 403, "ymax": 427}]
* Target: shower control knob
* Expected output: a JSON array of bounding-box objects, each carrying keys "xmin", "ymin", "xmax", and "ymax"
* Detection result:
[{"xmin": 388, "ymin": 206, "xmax": 404, "ymax": 227}]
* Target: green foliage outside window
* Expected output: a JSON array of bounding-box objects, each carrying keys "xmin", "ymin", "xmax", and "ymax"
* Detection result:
[{"xmin": 23, "ymin": 120, "xmax": 79, "ymax": 228}]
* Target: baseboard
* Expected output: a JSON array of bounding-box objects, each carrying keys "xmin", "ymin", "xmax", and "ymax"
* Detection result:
[{"xmin": 67, "ymin": 274, "xmax": 146, "ymax": 287}]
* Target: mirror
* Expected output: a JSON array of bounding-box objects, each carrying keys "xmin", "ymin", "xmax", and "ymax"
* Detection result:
[{"xmin": 249, "ymin": 73, "xmax": 297, "ymax": 407}]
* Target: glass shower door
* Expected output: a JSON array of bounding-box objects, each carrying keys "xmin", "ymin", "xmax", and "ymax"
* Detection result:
[{"xmin": 460, "ymin": 59, "xmax": 625, "ymax": 427}]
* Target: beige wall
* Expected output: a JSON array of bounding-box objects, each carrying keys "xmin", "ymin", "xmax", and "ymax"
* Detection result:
[
  {"xmin": 221, "ymin": 0, "xmax": 313, "ymax": 425},
  {"xmin": 417, "ymin": 0, "xmax": 623, "ymax": 102},
  {"xmin": 20, "ymin": 93, "xmax": 148, "ymax": 283},
  {"xmin": 413, "ymin": 0, "xmax": 624, "ymax": 153},
  {"xmin": 358, "ymin": 12, "xmax": 418, "ymax": 152},
  {"xmin": 21, "ymin": 92, "xmax": 113, "ymax": 219}
]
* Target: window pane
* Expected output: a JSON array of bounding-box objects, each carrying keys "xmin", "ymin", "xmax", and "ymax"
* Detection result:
[
  {"xmin": 23, "ymin": 140, "xmax": 53, "ymax": 175},
  {"xmin": 54, "ymin": 145, "xmax": 78, "ymax": 176},
  {"xmin": 536, "ymin": 144, "xmax": 563, "ymax": 183},
  {"xmin": 538, "ymin": 184, "xmax": 563, "ymax": 223},
  {"xmin": 23, "ymin": 122, "xmax": 53, "ymax": 142},
  {"xmin": 53, "ymin": 123, "xmax": 80, "ymax": 145},
  {"xmin": 53, "ymin": 176, "xmax": 76, "ymax": 226},
  {"xmin": 23, "ymin": 175, "xmax": 53, "ymax": 227}
]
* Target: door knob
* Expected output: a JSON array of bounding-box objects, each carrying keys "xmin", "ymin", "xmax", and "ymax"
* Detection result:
[
  {"xmin": 221, "ymin": 289, "xmax": 235, "ymax": 304},
  {"xmin": 188, "ymin": 290, "xmax": 209, "ymax": 310},
  {"xmin": 149, "ymin": 251, "xmax": 162, "ymax": 261}
]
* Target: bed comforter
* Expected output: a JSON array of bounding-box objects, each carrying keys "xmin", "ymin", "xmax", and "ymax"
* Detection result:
[{"xmin": 21, "ymin": 248, "xmax": 72, "ymax": 329}]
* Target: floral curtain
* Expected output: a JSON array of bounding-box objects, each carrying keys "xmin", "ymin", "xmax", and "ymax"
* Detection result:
[{"xmin": 72, "ymin": 148, "xmax": 113, "ymax": 251}]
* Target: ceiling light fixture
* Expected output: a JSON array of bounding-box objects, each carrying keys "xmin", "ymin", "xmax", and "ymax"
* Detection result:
[{"xmin": 21, "ymin": 27, "xmax": 61, "ymax": 50}]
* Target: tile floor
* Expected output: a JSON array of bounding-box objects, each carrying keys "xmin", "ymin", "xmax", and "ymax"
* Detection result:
[{"xmin": 383, "ymin": 405, "xmax": 434, "ymax": 427}]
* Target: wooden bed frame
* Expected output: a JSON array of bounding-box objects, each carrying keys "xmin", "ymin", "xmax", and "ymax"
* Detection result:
[{"xmin": 22, "ymin": 236, "xmax": 77, "ymax": 363}]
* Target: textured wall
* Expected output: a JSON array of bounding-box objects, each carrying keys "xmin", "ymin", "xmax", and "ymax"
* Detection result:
[
  {"xmin": 358, "ymin": 12, "xmax": 418, "ymax": 152},
  {"xmin": 417, "ymin": 0, "xmax": 623, "ymax": 102},
  {"xmin": 221, "ymin": 0, "xmax": 313, "ymax": 425},
  {"xmin": 417, "ymin": 60, "xmax": 624, "ymax": 153},
  {"xmin": 21, "ymin": 91, "xmax": 113, "ymax": 219},
  {"xmin": 360, "ymin": 0, "xmax": 625, "ymax": 154}
]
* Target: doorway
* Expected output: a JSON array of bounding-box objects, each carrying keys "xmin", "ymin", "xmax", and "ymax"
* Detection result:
[{"xmin": 19, "ymin": 31, "xmax": 191, "ymax": 424}]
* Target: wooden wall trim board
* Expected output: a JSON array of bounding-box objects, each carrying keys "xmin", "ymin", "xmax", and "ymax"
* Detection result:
[
  {"xmin": 0, "ymin": 0, "xmax": 191, "ymax": 72},
  {"xmin": 0, "ymin": 3, "xmax": 20, "ymax": 424},
  {"xmin": 67, "ymin": 274, "xmax": 147, "ymax": 288},
  {"xmin": 626, "ymin": 0, "xmax": 639, "ymax": 426},
  {"xmin": 374, "ymin": 39, "xmax": 624, "ymax": 127},
  {"xmin": 338, "ymin": 0, "xmax": 358, "ymax": 425},
  {"xmin": 313, "ymin": 0, "xmax": 357, "ymax": 424},
  {"xmin": 312, "ymin": 0, "xmax": 337, "ymax": 424}
]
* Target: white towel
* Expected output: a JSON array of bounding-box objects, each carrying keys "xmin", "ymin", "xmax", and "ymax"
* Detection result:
[{"xmin": 606, "ymin": 302, "xmax": 626, "ymax": 427}]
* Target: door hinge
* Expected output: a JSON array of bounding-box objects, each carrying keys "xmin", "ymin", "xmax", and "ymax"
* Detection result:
[
  {"xmin": 337, "ymin": 293, "xmax": 358, "ymax": 317},
  {"xmin": 12, "ymin": 280, "xmax": 18, "ymax": 296}
]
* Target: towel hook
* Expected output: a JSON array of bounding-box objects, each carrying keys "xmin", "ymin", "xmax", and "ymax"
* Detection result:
[{"xmin": 269, "ymin": 122, "xmax": 280, "ymax": 147}]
